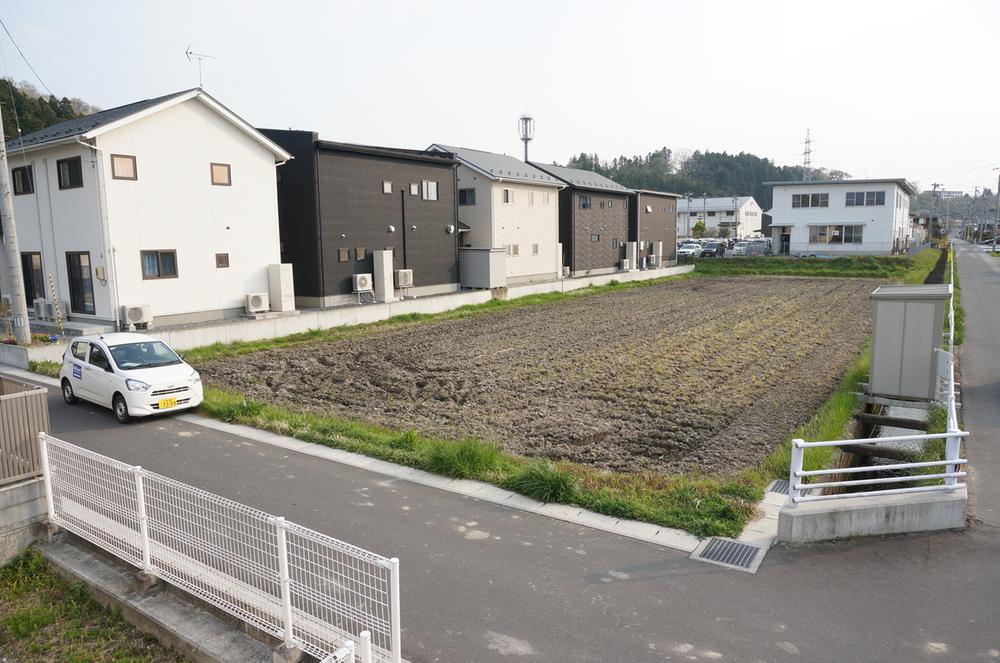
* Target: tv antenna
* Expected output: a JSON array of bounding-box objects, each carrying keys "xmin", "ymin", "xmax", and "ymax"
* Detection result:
[
  {"xmin": 518, "ymin": 114, "xmax": 534, "ymax": 162},
  {"xmin": 185, "ymin": 46, "xmax": 216, "ymax": 87}
]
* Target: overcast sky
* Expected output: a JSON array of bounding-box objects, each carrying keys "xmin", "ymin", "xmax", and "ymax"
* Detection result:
[{"xmin": 2, "ymin": 0, "xmax": 998, "ymax": 194}]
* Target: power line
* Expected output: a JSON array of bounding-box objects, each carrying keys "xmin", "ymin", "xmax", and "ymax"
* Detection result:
[{"xmin": 0, "ymin": 17, "xmax": 54, "ymax": 98}]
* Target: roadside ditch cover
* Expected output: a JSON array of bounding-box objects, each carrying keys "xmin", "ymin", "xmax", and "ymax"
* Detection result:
[{"xmin": 690, "ymin": 538, "xmax": 763, "ymax": 573}]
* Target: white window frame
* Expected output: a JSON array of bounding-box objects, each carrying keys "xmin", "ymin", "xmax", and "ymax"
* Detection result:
[
  {"xmin": 422, "ymin": 180, "xmax": 439, "ymax": 201},
  {"xmin": 502, "ymin": 188, "xmax": 513, "ymax": 205},
  {"xmin": 383, "ymin": 180, "xmax": 393, "ymax": 194}
]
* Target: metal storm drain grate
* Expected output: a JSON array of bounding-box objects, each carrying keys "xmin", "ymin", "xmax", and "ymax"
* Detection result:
[
  {"xmin": 767, "ymin": 479, "xmax": 790, "ymax": 495},
  {"xmin": 691, "ymin": 538, "xmax": 762, "ymax": 572}
]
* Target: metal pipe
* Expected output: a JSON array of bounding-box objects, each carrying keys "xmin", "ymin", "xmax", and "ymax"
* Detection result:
[
  {"xmin": 797, "ymin": 458, "xmax": 968, "ymax": 476},
  {"xmin": 795, "ymin": 431, "xmax": 968, "ymax": 448},
  {"xmin": 275, "ymin": 517, "xmax": 295, "ymax": 648},
  {"xmin": 793, "ymin": 483, "xmax": 965, "ymax": 503},
  {"xmin": 134, "ymin": 466, "xmax": 152, "ymax": 572},
  {"xmin": 38, "ymin": 432, "xmax": 55, "ymax": 522},
  {"xmin": 796, "ymin": 471, "xmax": 965, "ymax": 491},
  {"xmin": 390, "ymin": 557, "xmax": 401, "ymax": 663}
]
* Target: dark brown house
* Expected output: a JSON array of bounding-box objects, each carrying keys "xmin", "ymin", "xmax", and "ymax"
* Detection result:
[
  {"xmin": 630, "ymin": 190, "xmax": 681, "ymax": 265},
  {"xmin": 529, "ymin": 163, "xmax": 631, "ymax": 276},
  {"xmin": 260, "ymin": 130, "xmax": 459, "ymax": 307}
]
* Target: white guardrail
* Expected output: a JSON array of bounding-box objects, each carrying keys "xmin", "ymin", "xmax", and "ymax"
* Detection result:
[
  {"xmin": 37, "ymin": 433, "xmax": 401, "ymax": 663},
  {"xmin": 788, "ymin": 242, "xmax": 968, "ymax": 504}
]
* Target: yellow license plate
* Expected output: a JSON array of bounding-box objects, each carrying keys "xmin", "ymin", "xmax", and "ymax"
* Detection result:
[{"xmin": 158, "ymin": 398, "xmax": 177, "ymax": 410}]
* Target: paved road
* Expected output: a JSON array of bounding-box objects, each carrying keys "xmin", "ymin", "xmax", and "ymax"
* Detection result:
[
  {"xmin": 956, "ymin": 241, "xmax": 1000, "ymax": 527},
  {"xmin": 14, "ymin": 375, "xmax": 993, "ymax": 662}
]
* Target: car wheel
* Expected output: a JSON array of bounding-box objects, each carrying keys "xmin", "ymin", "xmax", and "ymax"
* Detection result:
[
  {"xmin": 61, "ymin": 378, "xmax": 78, "ymax": 405},
  {"xmin": 113, "ymin": 394, "xmax": 131, "ymax": 424}
]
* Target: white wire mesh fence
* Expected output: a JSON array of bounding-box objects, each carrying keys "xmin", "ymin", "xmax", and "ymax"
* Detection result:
[{"xmin": 39, "ymin": 433, "xmax": 400, "ymax": 663}]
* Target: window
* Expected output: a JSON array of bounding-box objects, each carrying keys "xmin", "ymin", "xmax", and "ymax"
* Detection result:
[
  {"xmin": 644, "ymin": 205, "xmax": 653, "ymax": 213},
  {"xmin": 57, "ymin": 157, "xmax": 83, "ymax": 189},
  {"xmin": 355, "ymin": 247, "xmax": 367, "ymax": 261},
  {"xmin": 338, "ymin": 248, "xmax": 350, "ymax": 262},
  {"xmin": 809, "ymin": 224, "xmax": 864, "ymax": 244},
  {"xmin": 382, "ymin": 180, "xmax": 393, "ymax": 194},
  {"xmin": 211, "ymin": 163, "xmax": 231, "ymax": 186},
  {"xmin": 607, "ymin": 200, "xmax": 614, "ymax": 208},
  {"xmin": 509, "ymin": 244, "xmax": 519, "ymax": 257},
  {"xmin": 707, "ymin": 211, "xmax": 716, "ymax": 217},
  {"xmin": 725, "ymin": 210, "xmax": 735, "ymax": 216},
  {"xmin": 503, "ymin": 188, "xmax": 513, "ymax": 204},
  {"xmin": 543, "ymin": 191, "xmax": 550, "ymax": 205},
  {"xmin": 689, "ymin": 211, "xmax": 697, "ymax": 216},
  {"xmin": 612, "ymin": 238, "xmax": 620, "ymax": 249},
  {"xmin": 111, "ymin": 154, "xmax": 137, "ymax": 180},
  {"xmin": 792, "ymin": 193, "xmax": 829, "ymax": 208},
  {"xmin": 528, "ymin": 191, "xmax": 535, "ymax": 207},
  {"xmin": 12, "ymin": 166, "xmax": 33, "ymax": 195},
  {"xmin": 580, "ymin": 195, "xmax": 591, "ymax": 209},
  {"xmin": 847, "ymin": 191, "xmax": 885, "ymax": 206},
  {"xmin": 66, "ymin": 251, "xmax": 95, "ymax": 314},
  {"xmin": 590, "ymin": 233, "xmax": 600, "ymax": 242},
  {"xmin": 71, "ymin": 341, "xmax": 88, "ymax": 361},
  {"xmin": 409, "ymin": 182, "xmax": 419, "ymax": 196},
  {"xmin": 89, "ymin": 343, "xmax": 110, "ymax": 371},
  {"xmin": 140, "ymin": 250, "xmax": 178, "ymax": 280},
  {"xmin": 215, "ymin": 253, "xmax": 230, "ymax": 268},
  {"xmin": 599, "ymin": 200, "xmax": 605, "ymax": 209},
  {"xmin": 20, "ymin": 252, "xmax": 44, "ymax": 303},
  {"xmin": 422, "ymin": 180, "xmax": 438, "ymax": 201},
  {"xmin": 532, "ymin": 243, "xmax": 539, "ymax": 256},
  {"xmin": 458, "ymin": 188, "xmax": 476, "ymax": 205}
]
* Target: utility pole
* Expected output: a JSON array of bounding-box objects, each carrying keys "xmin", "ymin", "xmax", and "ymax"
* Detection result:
[
  {"xmin": 0, "ymin": 108, "xmax": 31, "ymax": 344},
  {"xmin": 993, "ymin": 168, "xmax": 999, "ymax": 253},
  {"xmin": 931, "ymin": 183, "xmax": 941, "ymax": 239}
]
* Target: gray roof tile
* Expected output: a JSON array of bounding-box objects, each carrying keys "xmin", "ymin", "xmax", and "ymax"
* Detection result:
[
  {"xmin": 431, "ymin": 144, "xmax": 561, "ymax": 185},
  {"xmin": 528, "ymin": 162, "xmax": 630, "ymax": 193}
]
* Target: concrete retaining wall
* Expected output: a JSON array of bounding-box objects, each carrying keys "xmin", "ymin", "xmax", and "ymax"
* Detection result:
[
  {"xmin": 4, "ymin": 264, "xmax": 693, "ymax": 364},
  {"xmin": 0, "ymin": 343, "xmax": 30, "ymax": 369},
  {"xmin": 0, "ymin": 478, "xmax": 46, "ymax": 565},
  {"xmin": 776, "ymin": 486, "xmax": 967, "ymax": 543}
]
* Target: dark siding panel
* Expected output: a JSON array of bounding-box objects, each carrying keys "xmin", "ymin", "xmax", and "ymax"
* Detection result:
[
  {"xmin": 558, "ymin": 188, "xmax": 574, "ymax": 271},
  {"xmin": 569, "ymin": 191, "xmax": 629, "ymax": 272},
  {"xmin": 634, "ymin": 193, "xmax": 677, "ymax": 260}
]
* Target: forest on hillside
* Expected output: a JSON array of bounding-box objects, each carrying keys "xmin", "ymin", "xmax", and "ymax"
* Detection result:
[
  {"xmin": 0, "ymin": 79, "xmax": 98, "ymax": 138},
  {"xmin": 565, "ymin": 148, "xmax": 851, "ymax": 211}
]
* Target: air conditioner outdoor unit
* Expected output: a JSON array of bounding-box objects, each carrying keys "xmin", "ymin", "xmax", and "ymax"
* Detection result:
[
  {"xmin": 353, "ymin": 273, "xmax": 374, "ymax": 293},
  {"xmin": 562, "ymin": 266, "xmax": 570, "ymax": 277},
  {"xmin": 394, "ymin": 269, "xmax": 414, "ymax": 288},
  {"xmin": 34, "ymin": 298, "xmax": 50, "ymax": 320},
  {"xmin": 621, "ymin": 259, "xmax": 630, "ymax": 271},
  {"xmin": 648, "ymin": 255, "xmax": 659, "ymax": 266},
  {"xmin": 245, "ymin": 292, "xmax": 270, "ymax": 314},
  {"xmin": 121, "ymin": 304, "xmax": 153, "ymax": 328}
]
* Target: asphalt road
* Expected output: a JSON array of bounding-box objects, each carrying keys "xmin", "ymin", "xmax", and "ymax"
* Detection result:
[{"xmin": 15, "ymin": 252, "xmax": 1000, "ymax": 661}]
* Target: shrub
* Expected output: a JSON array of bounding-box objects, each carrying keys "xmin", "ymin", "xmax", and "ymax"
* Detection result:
[
  {"xmin": 504, "ymin": 461, "xmax": 578, "ymax": 503},
  {"xmin": 423, "ymin": 438, "xmax": 504, "ymax": 479},
  {"xmin": 28, "ymin": 360, "xmax": 61, "ymax": 378}
]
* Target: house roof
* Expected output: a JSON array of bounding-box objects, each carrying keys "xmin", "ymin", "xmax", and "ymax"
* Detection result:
[
  {"xmin": 317, "ymin": 140, "xmax": 457, "ymax": 166},
  {"xmin": 678, "ymin": 196, "xmax": 757, "ymax": 212},
  {"xmin": 7, "ymin": 88, "xmax": 291, "ymax": 161},
  {"xmin": 428, "ymin": 144, "xmax": 562, "ymax": 186},
  {"xmin": 764, "ymin": 178, "xmax": 917, "ymax": 196},
  {"xmin": 528, "ymin": 162, "xmax": 630, "ymax": 193},
  {"xmin": 633, "ymin": 189, "xmax": 683, "ymax": 198}
]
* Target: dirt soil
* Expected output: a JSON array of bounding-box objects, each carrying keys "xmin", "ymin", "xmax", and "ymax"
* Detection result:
[{"xmin": 200, "ymin": 277, "xmax": 881, "ymax": 475}]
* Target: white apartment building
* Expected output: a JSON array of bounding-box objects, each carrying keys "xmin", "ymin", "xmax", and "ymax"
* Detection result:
[
  {"xmin": 0, "ymin": 89, "xmax": 292, "ymax": 330},
  {"xmin": 429, "ymin": 144, "xmax": 563, "ymax": 284},
  {"xmin": 765, "ymin": 179, "xmax": 915, "ymax": 256},
  {"xmin": 676, "ymin": 196, "xmax": 762, "ymax": 238}
]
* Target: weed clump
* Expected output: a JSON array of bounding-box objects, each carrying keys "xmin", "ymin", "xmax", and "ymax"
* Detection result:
[
  {"xmin": 504, "ymin": 461, "xmax": 577, "ymax": 503},
  {"xmin": 423, "ymin": 438, "xmax": 505, "ymax": 479}
]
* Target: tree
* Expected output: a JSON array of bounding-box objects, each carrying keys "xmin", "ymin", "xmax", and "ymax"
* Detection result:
[
  {"xmin": 0, "ymin": 79, "xmax": 95, "ymax": 138},
  {"xmin": 692, "ymin": 220, "xmax": 706, "ymax": 238},
  {"xmin": 718, "ymin": 227, "xmax": 730, "ymax": 239}
]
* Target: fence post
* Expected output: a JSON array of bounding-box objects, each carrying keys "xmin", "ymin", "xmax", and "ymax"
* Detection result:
[
  {"xmin": 344, "ymin": 640, "xmax": 355, "ymax": 663},
  {"xmin": 390, "ymin": 557, "xmax": 401, "ymax": 663},
  {"xmin": 132, "ymin": 466, "xmax": 152, "ymax": 572},
  {"xmin": 274, "ymin": 517, "xmax": 295, "ymax": 648},
  {"xmin": 789, "ymin": 439, "xmax": 805, "ymax": 503},
  {"xmin": 37, "ymin": 432, "xmax": 55, "ymax": 523},
  {"xmin": 359, "ymin": 630, "xmax": 372, "ymax": 663}
]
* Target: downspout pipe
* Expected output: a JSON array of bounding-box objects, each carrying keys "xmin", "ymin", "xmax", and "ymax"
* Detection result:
[{"xmin": 77, "ymin": 138, "xmax": 120, "ymax": 329}]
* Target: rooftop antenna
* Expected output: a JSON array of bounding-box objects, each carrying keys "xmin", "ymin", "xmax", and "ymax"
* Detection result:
[
  {"xmin": 518, "ymin": 114, "xmax": 534, "ymax": 162},
  {"xmin": 185, "ymin": 46, "xmax": 216, "ymax": 88},
  {"xmin": 802, "ymin": 129, "xmax": 812, "ymax": 180}
]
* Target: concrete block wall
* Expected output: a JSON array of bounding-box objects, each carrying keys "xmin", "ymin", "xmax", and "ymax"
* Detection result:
[{"xmin": 0, "ymin": 479, "xmax": 46, "ymax": 565}]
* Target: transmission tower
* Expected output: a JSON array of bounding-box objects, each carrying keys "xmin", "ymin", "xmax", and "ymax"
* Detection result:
[{"xmin": 803, "ymin": 129, "xmax": 812, "ymax": 179}]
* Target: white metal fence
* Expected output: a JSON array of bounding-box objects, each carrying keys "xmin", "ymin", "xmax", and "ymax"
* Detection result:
[
  {"xmin": 788, "ymin": 243, "xmax": 968, "ymax": 503},
  {"xmin": 38, "ymin": 433, "xmax": 401, "ymax": 663}
]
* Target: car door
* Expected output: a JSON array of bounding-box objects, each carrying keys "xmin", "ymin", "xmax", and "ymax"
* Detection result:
[
  {"xmin": 66, "ymin": 340, "xmax": 90, "ymax": 397},
  {"xmin": 83, "ymin": 342, "xmax": 114, "ymax": 407}
]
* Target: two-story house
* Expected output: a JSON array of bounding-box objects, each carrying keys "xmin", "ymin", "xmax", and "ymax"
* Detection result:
[
  {"xmin": 676, "ymin": 196, "xmax": 763, "ymax": 239},
  {"xmin": 0, "ymin": 88, "xmax": 292, "ymax": 330},
  {"xmin": 765, "ymin": 179, "xmax": 915, "ymax": 256},
  {"xmin": 427, "ymin": 144, "xmax": 564, "ymax": 285},
  {"xmin": 630, "ymin": 190, "xmax": 682, "ymax": 265},
  {"xmin": 529, "ymin": 163, "xmax": 631, "ymax": 276}
]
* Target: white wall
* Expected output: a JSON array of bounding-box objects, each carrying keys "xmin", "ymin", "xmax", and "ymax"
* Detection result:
[
  {"xmin": 770, "ymin": 182, "xmax": 909, "ymax": 255},
  {"xmin": 490, "ymin": 181, "xmax": 560, "ymax": 281},
  {"xmin": 98, "ymin": 97, "xmax": 281, "ymax": 321}
]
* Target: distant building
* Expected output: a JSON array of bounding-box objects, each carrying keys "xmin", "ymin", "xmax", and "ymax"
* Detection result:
[
  {"xmin": 676, "ymin": 196, "xmax": 762, "ymax": 239},
  {"xmin": 764, "ymin": 179, "xmax": 916, "ymax": 256}
]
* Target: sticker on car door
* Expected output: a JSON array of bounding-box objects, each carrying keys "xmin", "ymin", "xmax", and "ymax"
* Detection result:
[{"xmin": 72, "ymin": 364, "xmax": 82, "ymax": 380}]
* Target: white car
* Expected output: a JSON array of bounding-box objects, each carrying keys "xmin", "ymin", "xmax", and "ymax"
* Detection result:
[
  {"xmin": 59, "ymin": 333, "xmax": 203, "ymax": 423},
  {"xmin": 677, "ymin": 243, "xmax": 703, "ymax": 258}
]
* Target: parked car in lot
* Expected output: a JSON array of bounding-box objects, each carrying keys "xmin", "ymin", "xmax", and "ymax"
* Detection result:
[
  {"xmin": 747, "ymin": 238, "xmax": 771, "ymax": 256},
  {"xmin": 701, "ymin": 241, "xmax": 725, "ymax": 257},
  {"xmin": 732, "ymin": 241, "xmax": 749, "ymax": 256},
  {"xmin": 59, "ymin": 332, "xmax": 203, "ymax": 423},
  {"xmin": 677, "ymin": 243, "xmax": 703, "ymax": 259}
]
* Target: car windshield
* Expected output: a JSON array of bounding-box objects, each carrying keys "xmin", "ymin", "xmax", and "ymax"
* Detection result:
[
  {"xmin": 683, "ymin": 244, "xmax": 700, "ymax": 249},
  {"xmin": 108, "ymin": 341, "xmax": 182, "ymax": 370}
]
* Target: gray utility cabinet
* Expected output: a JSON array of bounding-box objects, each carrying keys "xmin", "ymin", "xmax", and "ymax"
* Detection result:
[
  {"xmin": 869, "ymin": 283, "xmax": 951, "ymax": 401},
  {"xmin": 459, "ymin": 247, "xmax": 507, "ymax": 289}
]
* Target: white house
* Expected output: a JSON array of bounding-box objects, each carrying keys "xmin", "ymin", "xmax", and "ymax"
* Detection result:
[
  {"xmin": 676, "ymin": 196, "xmax": 762, "ymax": 238},
  {"xmin": 428, "ymin": 144, "xmax": 563, "ymax": 284},
  {"xmin": 0, "ymin": 88, "xmax": 292, "ymax": 331},
  {"xmin": 764, "ymin": 179, "xmax": 915, "ymax": 256}
]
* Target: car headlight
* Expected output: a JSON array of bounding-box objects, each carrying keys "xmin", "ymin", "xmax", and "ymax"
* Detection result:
[
  {"xmin": 125, "ymin": 379, "xmax": 150, "ymax": 392},
  {"xmin": 190, "ymin": 371, "xmax": 201, "ymax": 384}
]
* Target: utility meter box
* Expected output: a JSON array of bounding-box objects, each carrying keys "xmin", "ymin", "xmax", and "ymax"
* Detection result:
[{"xmin": 869, "ymin": 283, "xmax": 951, "ymax": 401}]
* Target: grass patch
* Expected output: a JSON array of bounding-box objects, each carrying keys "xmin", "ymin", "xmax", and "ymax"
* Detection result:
[
  {"xmin": 0, "ymin": 550, "xmax": 187, "ymax": 662},
  {"xmin": 949, "ymin": 246, "xmax": 964, "ymax": 345},
  {"xmin": 28, "ymin": 359, "xmax": 62, "ymax": 378},
  {"xmin": 693, "ymin": 248, "xmax": 940, "ymax": 283},
  {"xmin": 201, "ymin": 348, "xmax": 870, "ymax": 538}
]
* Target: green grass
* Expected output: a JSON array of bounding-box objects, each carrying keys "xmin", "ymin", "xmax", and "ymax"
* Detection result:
[
  {"xmin": 949, "ymin": 247, "xmax": 964, "ymax": 345},
  {"xmin": 28, "ymin": 359, "xmax": 62, "ymax": 378},
  {"xmin": 201, "ymin": 349, "xmax": 870, "ymax": 538},
  {"xmin": 692, "ymin": 248, "xmax": 940, "ymax": 283},
  {"xmin": 0, "ymin": 550, "xmax": 187, "ymax": 662}
]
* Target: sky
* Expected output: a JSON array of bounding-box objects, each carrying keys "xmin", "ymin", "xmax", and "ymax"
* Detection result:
[{"xmin": 2, "ymin": 0, "xmax": 999, "ymax": 195}]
